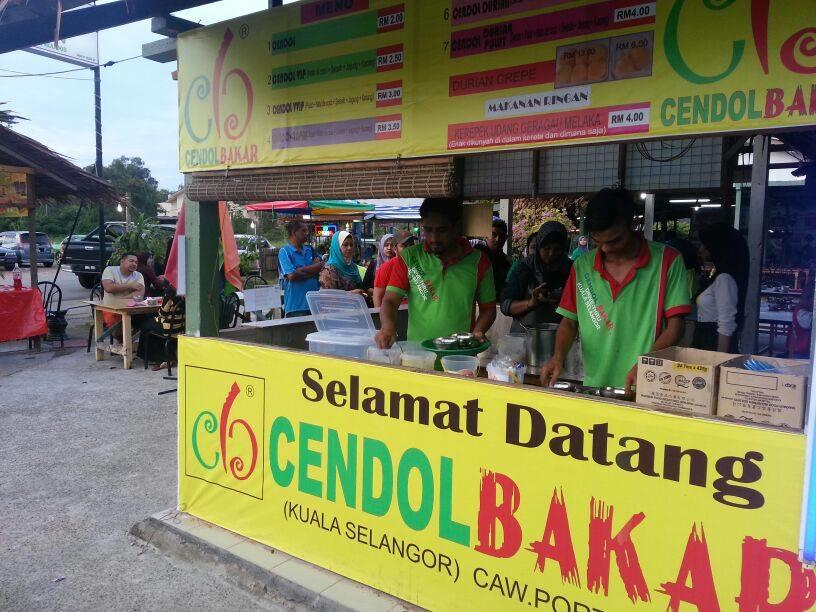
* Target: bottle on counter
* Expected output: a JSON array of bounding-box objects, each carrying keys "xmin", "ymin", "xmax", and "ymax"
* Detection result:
[{"xmin": 12, "ymin": 263, "xmax": 22, "ymax": 290}]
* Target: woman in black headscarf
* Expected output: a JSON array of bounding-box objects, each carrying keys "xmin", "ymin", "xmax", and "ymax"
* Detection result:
[
  {"xmin": 692, "ymin": 223, "xmax": 749, "ymax": 353},
  {"xmin": 500, "ymin": 221, "xmax": 572, "ymax": 330}
]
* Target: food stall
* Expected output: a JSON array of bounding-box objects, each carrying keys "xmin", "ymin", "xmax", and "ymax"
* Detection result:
[{"xmin": 175, "ymin": 1, "xmax": 816, "ymax": 609}]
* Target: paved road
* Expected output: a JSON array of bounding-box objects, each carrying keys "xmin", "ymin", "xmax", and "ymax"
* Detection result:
[{"xmin": 0, "ymin": 348, "xmax": 271, "ymax": 611}]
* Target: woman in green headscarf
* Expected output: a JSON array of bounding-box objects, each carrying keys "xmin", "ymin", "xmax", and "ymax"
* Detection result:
[{"xmin": 319, "ymin": 230, "xmax": 365, "ymax": 295}]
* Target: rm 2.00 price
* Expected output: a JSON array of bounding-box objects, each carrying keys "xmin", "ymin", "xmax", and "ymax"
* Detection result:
[
  {"xmin": 376, "ymin": 120, "xmax": 402, "ymax": 133},
  {"xmin": 377, "ymin": 52, "xmax": 403, "ymax": 68},
  {"xmin": 377, "ymin": 12, "xmax": 404, "ymax": 29}
]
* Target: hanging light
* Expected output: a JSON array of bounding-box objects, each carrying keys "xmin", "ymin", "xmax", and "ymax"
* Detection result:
[
  {"xmin": 116, "ymin": 203, "xmax": 123, "ymax": 213},
  {"xmin": 250, "ymin": 221, "xmax": 256, "ymax": 229}
]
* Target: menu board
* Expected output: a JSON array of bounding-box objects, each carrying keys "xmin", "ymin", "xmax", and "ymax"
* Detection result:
[{"xmin": 178, "ymin": 0, "xmax": 816, "ymax": 172}]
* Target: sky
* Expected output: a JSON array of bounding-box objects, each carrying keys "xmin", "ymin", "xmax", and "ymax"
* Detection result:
[{"xmin": 1, "ymin": 0, "xmax": 271, "ymax": 191}]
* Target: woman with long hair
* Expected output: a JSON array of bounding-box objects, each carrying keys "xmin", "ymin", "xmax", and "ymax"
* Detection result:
[
  {"xmin": 318, "ymin": 230, "xmax": 365, "ymax": 295},
  {"xmin": 692, "ymin": 223, "xmax": 749, "ymax": 353}
]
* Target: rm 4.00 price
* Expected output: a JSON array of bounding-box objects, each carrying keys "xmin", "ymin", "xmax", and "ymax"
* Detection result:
[
  {"xmin": 376, "ymin": 121, "xmax": 401, "ymax": 133},
  {"xmin": 377, "ymin": 52, "xmax": 403, "ymax": 67},
  {"xmin": 378, "ymin": 12, "xmax": 404, "ymax": 28}
]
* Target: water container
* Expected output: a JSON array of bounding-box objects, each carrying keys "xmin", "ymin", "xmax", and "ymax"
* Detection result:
[{"xmin": 305, "ymin": 290, "xmax": 376, "ymax": 360}]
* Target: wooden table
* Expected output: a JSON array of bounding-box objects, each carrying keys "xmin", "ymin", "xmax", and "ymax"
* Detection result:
[{"xmin": 84, "ymin": 300, "xmax": 160, "ymax": 369}]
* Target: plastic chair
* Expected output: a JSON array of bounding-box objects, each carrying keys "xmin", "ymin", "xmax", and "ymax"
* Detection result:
[
  {"xmin": 219, "ymin": 292, "xmax": 240, "ymax": 329},
  {"xmin": 141, "ymin": 298, "xmax": 185, "ymax": 377},
  {"xmin": 244, "ymin": 274, "xmax": 267, "ymax": 289},
  {"xmin": 30, "ymin": 281, "xmax": 64, "ymax": 349},
  {"xmin": 38, "ymin": 281, "xmax": 62, "ymax": 313},
  {"xmin": 86, "ymin": 283, "xmax": 104, "ymax": 352}
]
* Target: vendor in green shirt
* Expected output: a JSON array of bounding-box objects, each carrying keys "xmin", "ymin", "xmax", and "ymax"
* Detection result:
[
  {"xmin": 375, "ymin": 198, "xmax": 497, "ymax": 347},
  {"xmin": 540, "ymin": 188, "xmax": 691, "ymax": 393}
]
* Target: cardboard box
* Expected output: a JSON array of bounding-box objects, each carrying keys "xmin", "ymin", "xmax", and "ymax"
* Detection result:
[
  {"xmin": 636, "ymin": 347, "xmax": 734, "ymax": 415},
  {"xmin": 717, "ymin": 356, "xmax": 809, "ymax": 429}
]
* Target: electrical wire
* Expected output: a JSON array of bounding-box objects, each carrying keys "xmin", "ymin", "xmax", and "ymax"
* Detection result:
[
  {"xmin": 0, "ymin": 54, "xmax": 141, "ymax": 78},
  {"xmin": 0, "ymin": 67, "xmax": 91, "ymax": 81},
  {"xmin": 636, "ymin": 138, "xmax": 697, "ymax": 163}
]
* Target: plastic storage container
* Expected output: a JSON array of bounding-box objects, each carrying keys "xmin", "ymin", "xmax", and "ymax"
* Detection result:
[
  {"xmin": 305, "ymin": 290, "xmax": 376, "ymax": 360},
  {"xmin": 441, "ymin": 355, "xmax": 479, "ymax": 376},
  {"xmin": 367, "ymin": 345, "xmax": 402, "ymax": 365}
]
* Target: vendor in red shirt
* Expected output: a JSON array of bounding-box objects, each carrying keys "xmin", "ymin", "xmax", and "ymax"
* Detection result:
[
  {"xmin": 375, "ymin": 198, "xmax": 496, "ymax": 347},
  {"xmin": 372, "ymin": 231, "xmax": 415, "ymax": 307}
]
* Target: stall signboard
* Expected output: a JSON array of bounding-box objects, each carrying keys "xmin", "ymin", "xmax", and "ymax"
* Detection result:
[
  {"xmin": 178, "ymin": 0, "xmax": 816, "ymax": 172},
  {"xmin": 0, "ymin": 169, "xmax": 30, "ymax": 207},
  {"xmin": 179, "ymin": 337, "xmax": 815, "ymax": 611}
]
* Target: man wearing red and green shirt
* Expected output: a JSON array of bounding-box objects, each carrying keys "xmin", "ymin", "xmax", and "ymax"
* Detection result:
[
  {"xmin": 375, "ymin": 198, "xmax": 496, "ymax": 347},
  {"xmin": 540, "ymin": 188, "xmax": 691, "ymax": 393}
]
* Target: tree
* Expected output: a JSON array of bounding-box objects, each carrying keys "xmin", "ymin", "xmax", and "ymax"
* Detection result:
[{"xmin": 85, "ymin": 156, "xmax": 169, "ymax": 217}]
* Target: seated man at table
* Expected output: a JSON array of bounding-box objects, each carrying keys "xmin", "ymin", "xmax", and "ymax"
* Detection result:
[{"xmin": 101, "ymin": 252, "xmax": 145, "ymax": 344}]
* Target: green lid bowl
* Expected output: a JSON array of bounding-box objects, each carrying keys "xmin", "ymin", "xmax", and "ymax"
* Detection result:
[{"xmin": 420, "ymin": 338, "xmax": 491, "ymax": 371}]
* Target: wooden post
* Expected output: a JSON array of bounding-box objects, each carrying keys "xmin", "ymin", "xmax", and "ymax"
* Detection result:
[
  {"xmin": 185, "ymin": 191, "xmax": 221, "ymax": 337},
  {"xmin": 25, "ymin": 173, "xmax": 41, "ymax": 351},
  {"xmin": 740, "ymin": 134, "xmax": 770, "ymax": 354}
]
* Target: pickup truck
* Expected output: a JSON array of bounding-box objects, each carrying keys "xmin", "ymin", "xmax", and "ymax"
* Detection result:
[{"xmin": 62, "ymin": 221, "xmax": 176, "ymax": 289}]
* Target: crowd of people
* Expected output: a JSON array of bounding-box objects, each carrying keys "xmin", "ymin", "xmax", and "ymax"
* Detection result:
[{"xmin": 277, "ymin": 189, "xmax": 812, "ymax": 391}]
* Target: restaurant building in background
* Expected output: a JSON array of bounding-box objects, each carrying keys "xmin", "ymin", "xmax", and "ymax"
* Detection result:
[{"xmin": 167, "ymin": 1, "xmax": 816, "ymax": 609}]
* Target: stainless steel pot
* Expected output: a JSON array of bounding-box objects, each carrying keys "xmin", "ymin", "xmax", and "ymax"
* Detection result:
[{"xmin": 522, "ymin": 323, "xmax": 584, "ymax": 380}]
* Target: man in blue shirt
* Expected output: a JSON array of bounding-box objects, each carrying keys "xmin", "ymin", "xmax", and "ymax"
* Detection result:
[{"xmin": 277, "ymin": 220, "xmax": 323, "ymax": 317}]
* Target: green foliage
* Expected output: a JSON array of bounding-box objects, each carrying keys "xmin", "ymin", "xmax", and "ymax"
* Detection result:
[
  {"xmin": 511, "ymin": 197, "xmax": 585, "ymax": 258},
  {"xmin": 84, "ymin": 156, "xmax": 169, "ymax": 217},
  {"xmin": 108, "ymin": 213, "xmax": 170, "ymax": 265},
  {"xmin": 239, "ymin": 251, "xmax": 259, "ymax": 276}
]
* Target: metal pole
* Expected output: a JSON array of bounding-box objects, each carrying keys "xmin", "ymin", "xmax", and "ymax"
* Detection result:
[
  {"xmin": 734, "ymin": 185, "xmax": 742, "ymax": 230},
  {"xmin": 93, "ymin": 66, "xmax": 105, "ymax": 278},
  {"xmin": 740, "ymin": 135, "xmax": 770, "ymax": 354},
  {"xmin": 643, "ymin": 194, "xmax": 655, "ymax": 240}
]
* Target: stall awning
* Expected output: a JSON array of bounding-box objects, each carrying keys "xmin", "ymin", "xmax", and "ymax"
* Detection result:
[
  {"xmin": 362, "ymin": 199, "xmax": 424, "ymax": 220},
  {"xmin": 244, "ymin": 200, "xmax": 374, "ymax": 216}
]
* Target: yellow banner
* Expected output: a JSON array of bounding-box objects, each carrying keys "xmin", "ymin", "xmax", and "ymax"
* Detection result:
[
  {"xmin": 179, "ymin": 336, "xmax": 816, "ymax": 610},
  {"xmin": 177, "ymin": 0, "xmax": 816, "ymax": 172}
]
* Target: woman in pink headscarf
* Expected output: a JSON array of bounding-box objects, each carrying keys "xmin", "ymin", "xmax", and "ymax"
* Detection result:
[{"xmin": 362, "ymin": 233, "xmax": 395, "ymax": 297}]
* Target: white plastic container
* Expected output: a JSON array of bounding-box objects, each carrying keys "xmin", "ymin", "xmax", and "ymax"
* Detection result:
[
  {"xmin": 401, "ymin": 350, "xmax": 437, "ymax": 370},
  {"xmin": 441, "ymin": 355, "xmax": 479, "ymax": 377},
  {"xmin": 367, "ymin": 345, "xmax": 402, "ymax": 365},
  {"xmin": 305, "ymin": 290, "xmax": 376, "ymax": 360}
]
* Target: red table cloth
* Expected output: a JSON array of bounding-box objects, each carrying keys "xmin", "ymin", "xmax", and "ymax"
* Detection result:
[{"xmin": 0, "ymin": 287, "xmax": 47, "ymax": 342}]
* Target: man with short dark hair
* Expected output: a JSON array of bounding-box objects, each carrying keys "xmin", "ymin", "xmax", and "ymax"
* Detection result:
[
  {"xmin": 101, "ymin": 252, "xmax": 145, "ymax": 345},
  {"xmin": 488, "ymin": 217, "xmax": 512, "ymax": 296},
  {"xmin": 101, "ymin": 252, "xmax": 144, "ymax": 301},
  {"xmin": 540, "ymin": 188, "xmax": 690, "ymax": 393},
  {"xmin": 375, "ymin": 198, "xmax": 496, "ymax": 347},
  {"xmin": 278, "ymin": 220, "xmax": 323, "ymax": 317}
]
